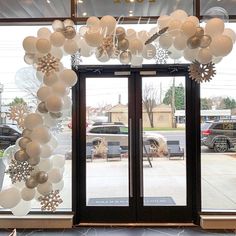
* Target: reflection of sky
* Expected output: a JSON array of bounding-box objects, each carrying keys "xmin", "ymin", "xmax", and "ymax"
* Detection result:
[{"xmin": 0, "ymin": 23, "xmax": 236, "ymax": 106}]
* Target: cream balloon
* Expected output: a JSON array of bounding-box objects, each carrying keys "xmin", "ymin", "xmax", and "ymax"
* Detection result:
[
  {"xmin": 131, "ymin": 56, "xmax": 143, "ymax": 67},
  {"xmin": 159, "ymin": 34, "xmax": 173, "ymax": 49},
  {"xmin": 223, "ymin": 28, "xmax": 236, "ymax": 44},
  {"xmin": 59, "ymin": 69, "xmax": 78, "ymax": 87},
  {"xmin": 52, "ymin": 154, "xmax": 65, "ymax": 168},
  {"xmin": 40, "ymin": 144, "xmax": 53, "ymax": 158},
  {"xmin": 168, "ymin": 19, "xmax": 182, "ymax": 37},
  {"xmin": 64, "ymin": 39, "xmax": 79, "ymax": 55},
  {"xmin": 181, "ymin": 21, "xmax": 197, "ymax": 37},
  {"xmin": 37, "ymin": 86, "xmax": 52, "ymax": 101},
  {"xmin": 52, "ymin": 180, "xmax": 64, "ymax": 191},
  {"xmin": 63, "ymin": 19, "xmax": 74, "ymax": 27},
  {"xmin": 157, "ymin": 15, "xmax": 171, "ymax": 29},
  {"xmin": 52, "ymin": 20, "xmax": 64, "ymax": 32},
  {"xmin": 52, "ymin": 80, "xmax": 68, "ymax": 96},
  {"xmin": 48, "ymin": 168, "xmax": 63, "ymax": 183},
  {"xmin": 0, "ymin": 187, "xmax": 21, "ymax": 208},
  {"xmin": 45, "ymin": 95, "xmax": 64, "ymax": 113},
  {"xmin": 197, "ymin": 48, "xmax": 213, "ymax": 64},
  {"xmin": 209, "ymin": 35, "xmax": 233, "ymax": 57},
  {"xmin": 100, "ymin": 15, "xmax": 117, "ymax": 36},
  {"xmin": 21, "ymin": 187, "xmax": 36, "ymax": 201},
  {"xmin": 38, "ymin": 158, "xmax": 53, "ymax": 172},
  {"xmin": 11, "ymin": 200, "xmax": 31, "ymax": 216},
  {"xmin": 43, "ymin": 72, "xmax": 58, "ymax": 86},
  {"xmin": 50, "ymin": 31, "xmax": 65, "ymax": 47},
  {"xmin": 36, "ymin": 38, "xmax": 51, "ymax": 54},
  {"xmin": 22, "ymin": 36, "xmax": 37, "ymax": 53},
  {"xmin": 50, "ymin": 46, "xmax": 63, "ymax": 59},
  {"xmin": 142, "ymin": 44, "xmax": 156, "ymax": 59},
  {"xmin": 26, "ymin": 141, "xmax": 41, "ymax": 158},
  {"xmin": 205, "ymin": 18, "xmax": 225, "ymax": 37},
  {"xmin": 187, "ymin": 16, "xmax": 199, "ymax": 26},
  {"xmin": 37, "ymin": 27, "xmax": 51, "ymax": 39},
  {"xmin": 31, "ymin": 126, "xmax": 51, "ymax": 144},
  {"xmin": 129, "ymin": 38, "xmax": 143, "ymax": 56},
  {"xmin": 24, "ymin": 113, "xmax": 43, "ymax": 130},
  {"xmin": 126, "ymin": 29, "xmax": 137, "ymax": 40},
  {"xmin": 86, "ymin": 16, "xmax": 100, "ymax": 28},
  {"xmin": 183, "ymin": 48, "xmax": 199, "ymax": 62},
  {"xmin": 170, "ymin": 9, "xmax": 188, "ymax": 22},
  {"xmin": 37, "ymin": 182, "xmax": 53, "ymax": 196},
  {"xmin": 173, "ymin": 33, "xmax": 187, "ymax": 50},
  {"xmin": 84, "ymin": 29, "xmax": 103, "ymax": 47}
]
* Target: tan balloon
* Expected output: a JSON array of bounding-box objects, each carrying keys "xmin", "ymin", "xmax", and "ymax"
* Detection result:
[
  {"xmin": 84, "ymin": 29, "xmax": 103, "ymax": 47},
  {"xmin": 22, "ymin": 36, "xmax": 37, "ymax": 53},
  {"xmin": 36, "ymin": 171, "xmax": 48, "ymax": 184},
  {"xmin": 64, "ymin": 39, "xmax": 79, "ymax": 55},
  {"xmin": 159, "ymin": 34, "xmax": 173, "ymax": 49},
  {"xmin": 100, "ymin": 15, "xmax": 117, "ymax": 36},
  {"xmin": 24, "ymin": 113, "xmax": 43, "ymax": 130},
  {"xmin": 31, "ymin": 126, "xmax": 51, "ymax": 144},
  {"xmin": 19, "ymin": 137, "xmax": 31, "ymax": 149},
  {"xmin": 45, "ymin": 95, "xmax": 64, "ymax": 112},
  {"xmin": 116, "ymin": 27, "xmax": 126, "ymax": 40},
  {"xmin": 173, "ymin": 33, "xmax": 187, "ymax": 50},
  {"xmin": 50, "ymin": 31, "xmax": 65, "ymax": 47},
  {"xmin": 37, "ymin": 182, "xmax": 53, "ymax": 196},
  {"xmin": 181, "ymin": 21, "xmax": 197, "ymax": 37},
  {"xmin": 14, "ymin": 149, "xmax": 29, "ymax": 162},
  {"xmin": 86, "ymin": 16, "xmax": 100, "ymax": 28},
  {"xmin": 26, "ymin": 141, "xmax": 41, "ymax": 158},
  {"xmin": 36, "ymin": 38, "xmax": 51, "ymax": 54},
  {"xmin": 43, "ymin": 72, "xmax": 58, "ymax": 86},
  {"xmin": 205, "ymin": 18, "xmax": 225, "ymax": 37},
  {"xmin": 197, "ymin": 48, "xmax": 213, "ymax": 64},
  {"xmin": 195, "ymin": 27, "xmax": 204, "ymax": 37},
  {"xmin": 118, "ymin": 38, "xmax": 129, "ymax": 51},
  {"xmin": 187, "ymin": 36, "xmax": 201, "ymax": 49},
  {"xmin": 129, "ymin": 39, "xmax": 143, "ymax": 55},
  {"xmin": 168, "ymin": 19, "xmax": 182, "ymax": 36},
  {"xmin": 64, "ymin": 26, "xmax": 76, "ymax": 39},
  {"xmin": 38, "ymin": 102, "xmax": 48, "ymax": 113},
  {"xmin": 37, "ymin": 86, "xmax": 52, "ymax": 101}
]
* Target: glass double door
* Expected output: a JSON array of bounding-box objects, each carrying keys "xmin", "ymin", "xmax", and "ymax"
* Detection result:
[{"xmin": 73, "ymin": 65, "xmax": 199, "ymax": 224}]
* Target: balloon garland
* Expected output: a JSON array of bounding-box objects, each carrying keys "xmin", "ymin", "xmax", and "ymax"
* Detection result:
[{"xmin": 0, "ymin": 9, "xmax": 235, "ymax": 216}]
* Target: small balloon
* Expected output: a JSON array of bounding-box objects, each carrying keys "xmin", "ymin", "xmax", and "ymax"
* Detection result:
[
  {"xmin": 118, "ymin": 38, "xmax": 129, "ymax": 51},
  {"xmin": 119, "ymin": 51, "xmax": 132, "ymax": 64},
  {"xmin": 64, "ymin": 26, "xmax": 76, "ymax": 39},
  {"xmin": 37, "ymin": 182, "xmax": 53, "ymax": 196},
  {"xmin": 21, "ymin": 187, "xmax": 36, "ymax": 201},
  {"xmin": 37, "ymin": 102, "xmax": 48, "ymax": 114},
  {"xmin": 14, "ymin": 149, "xmax": 29, "ymax": 162},
  {"xmin": 25, "ymin": 177, "xmax": 38, "ymax": 189},
  {"xmin": 36, "ymin": 171, "xmax": 48, "ymax": 184},
  {"xmin": 19, "ymin": 137, "xmax": 31, "ymax": 150},
  {"xmin": 200, "ymin": 35, "xmax": 212, "ymax": 48},
  {"xmin": 187, "ymin": 36, "xmax": 201, "ymax": 49}
]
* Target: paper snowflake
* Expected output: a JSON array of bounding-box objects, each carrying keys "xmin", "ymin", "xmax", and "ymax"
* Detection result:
[
  {"xmin": 154, "ymin": 44, "xmax": 170, "ymax": 64},
  {"xmin": 188, "ymin": 61, "xmax": 216, "ymax": 83},
  {"xmin": 5, "ymin": 159, "xmax": 34, "ymax": 184},
  {"xmin": 71, "ymin": 50, "xmax": 82, "ymax": 70},
  {"xmin": 37, "ymin": 53, "xmax": 60, "ymax": 74},
  {"xmin": 7, "ymin": 104, "xmax": 29, "ymax": 129},
  {"xmin": 38, "ymin": 190, "xmax": 63, "ymax": 212}
]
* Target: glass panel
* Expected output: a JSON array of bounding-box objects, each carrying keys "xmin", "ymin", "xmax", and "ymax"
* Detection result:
[
  {"xmin": 0, "ymin": 0, "xmax": 71, "ymax": 18},
  {"xmin": 142, "ymin": 76, "xmax": 186, "ymax": 206},
  {"xmin": 200, "ymin": 0, "xmax": 236, "ymax": 18},
  {"xmin": 201, "ymin": 23, "xmax": 236, "ymax": 211},
  {"xmin": 86, "ymin": 77, "xmax": 129, "ymax": 206},
  {"xmin": 77, "ymin": 0, "xmax": 193, "ymax": 17},
  {"xmin": 0, "ymin": 26, "xmax": 72, "ymax": 211}
]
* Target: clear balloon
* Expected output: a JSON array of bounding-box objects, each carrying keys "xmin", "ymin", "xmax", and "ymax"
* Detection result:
[
  {"xmin": 21, "ymin": 187, "xmax": 36, "ymax": 201},
  {"xmin": 48, "ymin": 168, "xmax": 63, "ymax": 183},
  {"xmin": 11, "ymin": 199, "xmax": 31, "ymax": 216},
  {"xmin": 37, "ymin": 182, "xmax": 53, "ymax": 196},
  {"xmin": 52, "ymin": 154, "xmax": 65, "ymax": 168},
  {"xmin": 38, "ymin": 158, "xmax": 53, "ymax": 172},
  {"xmin": 0, "ymin": 187, "xmax": 21, "ymax": 208},
  {"xmin": 119, "ymin": 51, "xmax": 132, "ymax": 64},
  {"xmin": 40, "ymin": 144, "xmax": 53, "ymax": 158}
]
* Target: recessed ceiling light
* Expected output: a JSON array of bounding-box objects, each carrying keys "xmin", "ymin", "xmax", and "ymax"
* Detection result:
[
  {"xmin": 83, "ymin": 12, "xmax": 87, "ymax": 16},
  {"xmin": 46, "ymin": 0, "xmax": 50, "ymax": 3},
  {"xmin": 77, "ymin": 0, "xmax": 83, "ymax": 3},
  {"xmin": 130, "ymin": 0, "xmax": 135, "ymax": 2},
  {"xmin": 129, "ymin": 13, "xmax": 133, "ymax": 16},
  {"xmin": 129, "ymin": 10, "xmax": 133, "ymax": 13}
]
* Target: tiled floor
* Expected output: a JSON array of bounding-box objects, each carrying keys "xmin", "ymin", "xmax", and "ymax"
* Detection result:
[{"xmin": 0, "ymin": 227, "xmax": 235, "ymax": 236}]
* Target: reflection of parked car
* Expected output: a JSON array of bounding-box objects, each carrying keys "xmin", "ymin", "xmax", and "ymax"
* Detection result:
[
  {"xmin": 0, "ymin": 124, "xmax": 21, "ymax": 150},
  {"xmin": 86, "ymin": 123, "xmax": 168, "ymax": 156},
  {"xmin": 201, "ymin": 120, "xmax": 236, "ymax": 152}
]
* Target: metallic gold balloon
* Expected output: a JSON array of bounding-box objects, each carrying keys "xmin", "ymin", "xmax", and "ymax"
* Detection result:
[
  {"xmin": 119, "ymin": 51, "xmax": 132, "ymax": 64},
  {"xmin": 200, "ymin": 35, "xmax": 212, "ymax": 48},
  {"xmin": 28, "ymin": 156, "xmax": 40, "ymax": 166},
  {"xmin": 19, "ymin": 137, "xmax": 31, "ymax": 150},
  {"xmin": 64, "ymin": 26, "xmax": 76, "ymax": 39},
  {"xmin": 187, "ymin": 36, "xmax": 201, "ymax": 49},
  {"xmin": 195, "ymin": 27, "xmax": 204, "ymax": 37},
  {"xmin": 38, "ymin": 102, "xmax": 48, "ymax": 113},
  {"xmin": 118, "ymin": 38, "xmax": 129, "ymax": 51},
  {"xmin": 25, "ymin": 177, "xmax": 38, "ymax": 189},
  {"xmin": 14, "ymin": 149, "xmax": 29, "ymax": 162},
  {"xmin": 36, "ymin": 171, "xmax": 48, "ymax": 184},
  {"xmin": 116, "ymin": 27, "xmax": 126, "ymax": 41},
  {"xmin": 22, "ymin": 129, "xmax": 32, "ymax": 139}
]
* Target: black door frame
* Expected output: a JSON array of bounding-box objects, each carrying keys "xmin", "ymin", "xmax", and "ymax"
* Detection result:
[{"xmin": 72, "ymin": 64, "xmax": 201, "ymax": 224}]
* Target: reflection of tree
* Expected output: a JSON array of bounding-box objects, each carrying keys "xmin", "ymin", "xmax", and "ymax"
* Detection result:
[
  {"xmin": 142, "ymin": 84, "xmax": 159, "ymax": 128},
  {"xmin": 219, "ymin": 97, "xmax": 236, "ymax": 109},
  {"xmin": 8, "ymin": 97, "xmax": 27, "ymax": 106},
  {"xmin": 201, "ymin": 98, "xmax": 213, "ymax": 110}
]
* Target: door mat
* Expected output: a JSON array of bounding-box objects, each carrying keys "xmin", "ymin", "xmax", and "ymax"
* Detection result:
[{"xmin": 88, "ymin": 197, "xmax": 175, "ymax": 206}]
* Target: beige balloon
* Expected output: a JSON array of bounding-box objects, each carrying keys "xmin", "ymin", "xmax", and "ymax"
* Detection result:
[
  {"xmin": 159, "ymin": 34, "xmax": 173, "ymax": 49},
  {"xmin": 118, "ymin": 38, "xmax": 129, "ymax": 51},
  {"xmin": 50, "ymin": 31, "xmax": 65, "ymax": 47},
  {"xmin": 129, "ymin": 38, "xmax": 143, "ymax": 55},
  {"xmin": 36, "ymin": 38, "xmax": 51, "ymax": 54},
  {"xmin": 200, "ymin": 35, "xmax": 212, "ymax": 48},
  {"xmin": 22, "ymin": 36, "xmax": 37, "ymax": 53},
  {"xmin": 197, "ymin": 48, "xmax": 213, "ymax": 64},
  {"xmin": 181, "ymin": 21, "xmax": 197, "ymax": 37},
  {"xmin": 187, "ymin": 36, "xmax": 201, "ymax": 49}
]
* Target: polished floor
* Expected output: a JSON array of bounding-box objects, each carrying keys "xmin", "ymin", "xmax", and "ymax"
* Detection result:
[{"xmin": 0, "ymin": 227, "xmax": 235, "ymax": 236}]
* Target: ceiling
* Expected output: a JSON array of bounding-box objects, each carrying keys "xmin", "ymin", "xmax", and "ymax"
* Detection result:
[{"xmin": 0, "ymin": 0, "xmax": 235, "ymax": 20}]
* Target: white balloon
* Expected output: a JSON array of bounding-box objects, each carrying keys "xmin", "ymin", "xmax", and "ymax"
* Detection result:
[
  {"xmin": 43, "ymin": 113, "xmax": 58, "ymax": 127},
  {"xmin": 26, "ymin": 141, "xmax": 41, "ymax": 158},
  {"xmin": 52, "ymin": 154, "xmax": 65, "ymax": 168},
  {"xmin": 50, "ymin": 47, "xmax": 63, "ymax": 59},
  {"xmin": 0, "ymin": 187, "xmax": 21, "ymax": 209},
  {"xmin": 159, "ymin": 33, "xmax": 173, "ymax": 49},
  {"xmin": 52, "ymin": 180, "xmax": 64, "ymax": 191},
  {"xmin": 129, "ymin": 38, "xmax": 143, "ymax": 56},
  {"xmin": 48, "ymin": 168, "xmax": 63, "ymax": 183},
  {"xmin": 40, "ymin": 144, "xmax": 53, "ymax": 158},
  {"xmin": 197, "ymin": 48, "xmax": 213, "ymax": 64},
  {"xmin": 100, "ymin": 15, "xmax": 117, "ymax": 36},
  {"xmin": 37, "ymin": 182, "xmax": 53, "ymax": 196},
  {"xmin": 11, "ymin": 200, "xmax": 31, "ymax": 216},
  {"xmin": 37, "ymin": 86, "xmax": 52, "ymax": 101},
  {"xmin": 183, "ymin": 48, "xmax": 199, "ymax": 62},
  {"xmin": 168, "ymin": 19, "xmax": 182, "ymax": 37},
  {"xmin": 22, "ymin": 36, "xmax": 37, "ymax": 53},
  {"xmin": 43, "ymin": 72, "xmax": 58, "ymax": 86},
  {"xmin": 59, "ymin": 69, "xmax": 78, "ymax": 87},
  {"xmin": 142, "ymin": 44, "xmax": 156, "ymax": 59},
  {"xmin": 21, "ymin": 187, "xmax": 36, "ymax": 201},
  {"xmin": 50, "ymin": 31, "xmax": 65, "ymax": 47},
  {"xmin": 38, "ymin": 158, "xmax": 53, "ymax": 172},
  {"xmin": 36, "ymin": 38, "xmax": 51, "ymax": 54},
  {"xmin": 170, "ymin": 9, "xmax": 188, "ymax": 21},
  {"xmin": 84, "ymin": 28, "xmax": 103, "ymax": 47},
  {"xmin": 173, "ymin": 33, "xmax": 187, "ymax": 50},
  {"xmin": 48, "ymin": 135, "xmax": 58, "ymax": 149},
  {"xmin": 205, "ymin": 18, "xmax": 225, "ymax": 37},
  {"xmin": 131, "ymin": 56, "xmax": 143, "ymax": 67},
  {"xmin": 209, "ymin": 35, "xmax": 233, "ymax": 57},
  {"xmin": 13, "ymin": 181, "xmax": 25, "ymax": 190},
  {"xmin": 212, "ymin": 56, "xmax": 223, "ymax": 64},
  {"xmin": 157, "ymin": 15, "xmax": 171, "ymax": 29},
  {"xmin": 31, "ymin": 126, "xmax": 51, "ymax": 144},
  {"xmin": 45, "ymin": 95, "xmax": 64, "ymax": 113},
  {"xmin": 78, "ymin": 39, "xmax": 94, "ymax": 57},
  {"xmin": 223, "ymin": 28, "xmax": 236, "ymax": 44},
  {"xmin": 64, "ymin": 39, "xmax": 79, "ymax": 55},
  {"xmin": 62, "ymin": 95, "xmax": 72, "ymax": 110},
  {"xmin": 52, "ymin": 20, "xmax": 64, "ymax": 32},
  {"xmin": 24, "ymin": 113, "xmax": 43, "ymax": 130},
  {"xmin": 37, "ymin": 27, "xmax": 51, "ymax": 39},
  {"xmin": 52, "ymin": 80, "xmax": 68, "ymax": 96},
  {"xmin": 86, "ymin": 16, "xmax": 100, "ymax": 28}
]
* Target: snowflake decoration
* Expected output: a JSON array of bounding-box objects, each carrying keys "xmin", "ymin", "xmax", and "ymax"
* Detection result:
[
  {"xmin": 5, "ymin": 159, "xmax": 34, "ymax": 184},
  {"xmin": 37, "ymin": 53, "xmax": 60, "ymax": 74},
  {"xmin": 38, "ymin": 190, "xmax": 63, "ymax": 212},
  {"xmin": 71, "ymin": 50, "xmax": 82, "ymax": 70},
  {"xmin": 7, "ymin": 104, "xmax": 29, "ymax": 129},
  {"xmin": 188, "ymin": 61, "xmax": 216, "ymax": 83},
  {"xmin": 154, "ymin": 44, "xmax": 170, "ymax": 64}
]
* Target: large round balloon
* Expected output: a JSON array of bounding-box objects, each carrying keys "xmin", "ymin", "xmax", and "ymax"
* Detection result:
[
  {"xmin": 100, "ymin": 15, "xmax": 117, "ymax": 36},
  {"xmin": 129, "ymin": 39, "xmax": 143, "ymax": 56},
  {"xmin": 26, "ymin": 141, "xmax": 41, "ymax": 158},
  {"xmin": 21, "ymin": 187, "xmax": 36, "ymax": 201},
  {"xmin": 0, "ymin": 187, "xmax": 21, "ymax": 208},
  {"xmin": 205, "ymin": 18, "xmax": 225, "ymax": 37},
  {"xmin": 59, "ymin": 69, "xmax": 78, "ymax": 87},
  {"xmin": 159, "ymin": 34, "xmax": 173, "ymax": 49},
  {"xmin": 50, "ymin": 31, "xmax": 65, "ymax": 47},
  {"xmin": 197, "ymin": 48, "xmax": 213, "ymax": 64},
  {"xmin": 45, "ymin": 95, "xmax": 64, "ymax": 113},
  {"xmin": 23, "ymin": 36, "xmax": 37, "ymax": 53},
  {"xmin": 24, "ymin": 113, "xmax": 43, "ymax": 130},
  {"xmin": 84, "ymin": 29, "xmax": 103, "ymax": 47},
  {"xmin": 31, "ymin": 126, "xmax": 51, "ymax": 144}
]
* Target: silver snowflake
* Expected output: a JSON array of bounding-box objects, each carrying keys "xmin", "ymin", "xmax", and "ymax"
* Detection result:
[
  {"xmin": 38, "ymin": 190, "xmax": 63, "ymax": 212},
  {"xmin": 5, "ymin": 159, "xmax": 34, "ymax": 184},
  {"xmin": 71, "ymin": 50, "xmax": 82, "ymax": 70},
  {"xmin": 37, "ymin": 53, "xmax": 60, "ymax": 74},
  {"xmin": 154, "ymin": 44, "xmax": 170, "ymax": 64}
]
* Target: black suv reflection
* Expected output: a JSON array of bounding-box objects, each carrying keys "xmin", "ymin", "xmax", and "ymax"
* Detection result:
[
  {"xmin": 201, "ymin": 120, "xmax": 236, "ymax": 152},
  {"xmin": 0, "ymin": 124, "xmax": 21, "ymax": 150}
]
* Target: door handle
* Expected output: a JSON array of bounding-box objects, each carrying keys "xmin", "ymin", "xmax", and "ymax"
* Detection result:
[
  {"xmin": 139, "ymin": 118, "xmax": 143, "ymax": 198},
  {"xmin": 129, "ymin": 118, "xmax": 133, "ymax": 198}
]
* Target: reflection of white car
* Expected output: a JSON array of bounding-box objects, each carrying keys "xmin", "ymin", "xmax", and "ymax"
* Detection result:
[{"xmin": 86, "ymin": 124, "xmax": 168, "ymax": 156}]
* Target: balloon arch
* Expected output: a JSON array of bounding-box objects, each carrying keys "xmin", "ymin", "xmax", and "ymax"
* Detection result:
[{"xmin": 0, "ymin": 9, "xmax": 235, "ymax": 215}]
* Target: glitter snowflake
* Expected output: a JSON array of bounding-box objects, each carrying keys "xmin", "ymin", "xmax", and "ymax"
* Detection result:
[
  {"xmin": 5, "ymin": 159, "xmax": 34, "ymax": 184},
  {"xmin": 7, "ymin": 104, "xmax": 29, "ymax": 129},
  {"xmin": 37, "ymin": 53, "xmax": 60, "ymax": 74},
  {"xmin": 188, "ymin": 61, "xmax": 216, "ymax": 83},
  {"xmin": 154, "ymin": 44, "xmax": 170, "ymax": 64},
  {"xmin": 71, "ymin": 50, "xmax": 82, "ymax": 70},
  {"xmin": 38, "ymin": 190, "xmax": 63, "ymax": 212}
]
